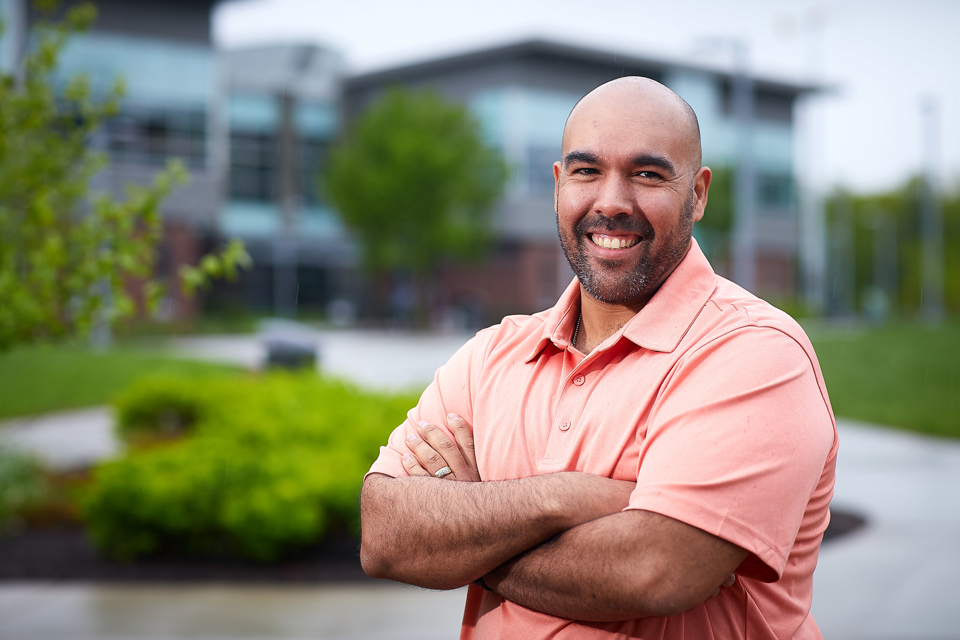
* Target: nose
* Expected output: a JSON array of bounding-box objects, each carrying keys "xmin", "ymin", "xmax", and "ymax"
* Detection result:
[{"xmin": 593, "ymin": 175, "xmax": 633, "ymax": 218}]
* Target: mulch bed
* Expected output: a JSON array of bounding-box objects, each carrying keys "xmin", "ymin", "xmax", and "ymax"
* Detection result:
[
  {"xmin": 0, "ymin": 527, "xmax": 372, "ymax": 583},
  {"xmin": 0, "ymin": 509, "xmax": 866, "ymax": 583}
]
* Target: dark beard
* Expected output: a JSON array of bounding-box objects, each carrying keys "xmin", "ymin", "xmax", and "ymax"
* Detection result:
[{"xmin": 557, "ymin": 192, "xmax": 696, "ymax": 305}]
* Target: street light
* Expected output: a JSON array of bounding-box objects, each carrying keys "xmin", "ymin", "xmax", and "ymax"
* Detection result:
[{"xmin": 920, "ymin": 95, "xmax": 945, "ymax": 322}]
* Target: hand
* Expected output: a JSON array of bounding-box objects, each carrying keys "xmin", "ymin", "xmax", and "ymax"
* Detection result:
[{"xmin": 402, "ymin": 413, "xmax": 481, "ymax": 482}]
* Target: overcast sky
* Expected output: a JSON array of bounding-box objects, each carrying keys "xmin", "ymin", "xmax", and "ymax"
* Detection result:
[{"xmin": 214, "ymin": 0, "xmax": 960, "ymax": 195}]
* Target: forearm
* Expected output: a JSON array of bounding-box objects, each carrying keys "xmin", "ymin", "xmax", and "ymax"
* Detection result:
[
  {"xmin": 359, "ymin": 472, "xmax": 633, "ymax": 590},
  {"xmin": 484, "ymin": 509, "xmax": 748, "ymax": 621}
]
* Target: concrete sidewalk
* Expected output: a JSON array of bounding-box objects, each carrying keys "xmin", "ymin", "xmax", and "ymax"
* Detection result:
[
  {"xmin": 168, "ymin": 328, "xmax": 476, "ymax": 392},
  {"xmin": 811, "ymin": 421, "xmax": 960, "ymax": 638},
  {"xmin": 0, "ymin": 582, "xmax": 467, "ymax": 640},
  {"xmin": 2, "ymin": 330, "xmax": 959, "ymax": 639}
]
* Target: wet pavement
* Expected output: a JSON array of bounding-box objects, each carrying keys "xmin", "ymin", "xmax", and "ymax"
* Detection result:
[
  {"xmin": 2, "ymin": 329, "xmax": 959, "ymax": 639},
  {"xmin": 811, "ymin": 421, "xmax": 960, "ymax": 639},
  {"xmin": 0, "ymin": 582, "xmax": 467, "ymax": 639}
]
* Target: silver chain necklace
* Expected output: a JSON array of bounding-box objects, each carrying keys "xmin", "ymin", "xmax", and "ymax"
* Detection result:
[{"xmin": 571, "ymin": 312, "xmax": 582, "ymax": 347}]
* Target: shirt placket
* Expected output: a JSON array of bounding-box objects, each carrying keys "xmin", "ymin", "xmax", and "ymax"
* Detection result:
[{"xmin": 538, "ymin": 347, "xmax": 598, "ymax": 469}]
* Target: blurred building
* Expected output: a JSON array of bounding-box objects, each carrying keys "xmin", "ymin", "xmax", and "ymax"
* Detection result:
[
  {"xmin": 345, "ymin": 40, "xmax": 817, "ymax": 320},
  {"xmin": 1, "ymin": 0, "xmax": 818, "ymax": 323},
  {"xmin": 213, "ymin": 44, "xmax": 348, "ymax": 317}
]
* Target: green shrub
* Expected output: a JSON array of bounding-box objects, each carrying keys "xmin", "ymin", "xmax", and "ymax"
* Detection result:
[
  {"xmin": 82, "ymin": 371, "xmax": 416, "ymax": 562},
  {"xmin": 113, "ymin": 375, "xmax": 214, "ymax": 443},
  {"xmin": 0, "ymin": 447, "xmax": 48, "ymax": 528}
]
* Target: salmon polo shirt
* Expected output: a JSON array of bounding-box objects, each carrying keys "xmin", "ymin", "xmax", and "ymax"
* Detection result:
[{"xmin": 368, "ymin": 239, "xmax": 838, "ymax": 640}]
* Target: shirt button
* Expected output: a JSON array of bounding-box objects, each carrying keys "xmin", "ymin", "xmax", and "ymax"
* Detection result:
[
  {"xmin": 573, "ymin": 375, "xmax": 585, "ymax": 386},
  {"xmin": 559, "ymin": 420, "xmax": 571, "ymax": 431}
]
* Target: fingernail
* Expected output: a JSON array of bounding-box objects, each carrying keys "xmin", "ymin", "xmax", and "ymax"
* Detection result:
[
  {"xmin": 418, "ymin": 420, "xmax": 430, "ymax": 429},
  {"xmin": 447, "ymin": 413, "xmax": 460, "ymax": 421},
  {"xmin": 403, "ymin": 453, "xmax": 415, "ymax": 463},
  {"xmin": 406, "ymin": 433, "xmax": 418, "ymax": 443}
]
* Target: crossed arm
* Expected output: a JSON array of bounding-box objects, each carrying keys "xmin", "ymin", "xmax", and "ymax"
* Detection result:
[{"xmin": 359, "ymin": 415, "xmax": 747, "ymax": 621}]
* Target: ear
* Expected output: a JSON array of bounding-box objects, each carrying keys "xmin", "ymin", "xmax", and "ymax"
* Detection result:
[
  {"xmin": 553, "ymin": 161, "xmax": 562, "ymax": 212},
  {"xmin": 691, "ymin": 166, "xmax": 712, "ymax": 223}
]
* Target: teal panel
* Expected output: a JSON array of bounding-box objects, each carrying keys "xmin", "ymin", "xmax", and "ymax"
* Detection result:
[
  {"xmin": 228, "ymin": 94, "xmax": 279, "ymax": 131},
  {"xmin": 469, "ymin": 90, "xmax": 505, "ymax": 148},
  {"xmin": 521, "ymin": 89, "xmax": 579, "ymax": 146},
  {"xmin": 219, "ymin": 201, "xmax": 281, "ymax": 238},
  {"xmin": 295, "ymin": 102, "xmax": 337, "ymax": 138},
  {"xmin": 55, "ymin": 33, "xmax": 212, "ymax": 107}
]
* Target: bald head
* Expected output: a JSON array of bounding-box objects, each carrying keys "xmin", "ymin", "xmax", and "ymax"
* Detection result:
[{"xmin": 562, "ymin": 77, "xmax": 702, "ymax": 173}]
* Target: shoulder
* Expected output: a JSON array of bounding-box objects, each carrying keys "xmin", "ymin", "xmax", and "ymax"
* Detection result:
[
  {"xmin": 439, "ymin": 310, "xmax": 550, "ymax": 379},
  {"xmin": 666, "ymin": 276, "xmax": 835, "ymax": 423},
  {"xmin": 463, "ymin": 311, "xmax": 550, "ymax": 370},
  {"xmin": 687, "ymin": 276, "xmax": 819, "ymax": 365}
]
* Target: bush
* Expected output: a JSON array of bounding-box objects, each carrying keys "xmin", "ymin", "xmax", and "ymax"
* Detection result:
[
  {"xmin": 113, "ymin": 375, "xmax": 213, "ymax": 443},
  {"xmin": 81, "ymin": 372, "xmax": 416, "ymax": 562},
  {"xmin": 0, "ymin": 447, "xmax": 48, "ymax": 530}
]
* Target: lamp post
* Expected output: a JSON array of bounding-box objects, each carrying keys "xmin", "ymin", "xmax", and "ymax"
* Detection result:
[
  {"xmin": 729, "ymin": 40, "xmax": 757, "ymax": 294},
  {"xmin": 796, "ymin": 6, "xmax": 829, "ymax": 315},
  {"xmin": 696, "ymin": 36, "xmax": 758, "ymax": 293},
  {"xmin": 919, "ymin": 95, "xmax": 944, "ymax": 322}
]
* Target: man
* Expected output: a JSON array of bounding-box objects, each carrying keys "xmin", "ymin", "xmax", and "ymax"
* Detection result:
[{"xmin": 360, "ymin": 77, "xmax": 837, "ymax": 639}]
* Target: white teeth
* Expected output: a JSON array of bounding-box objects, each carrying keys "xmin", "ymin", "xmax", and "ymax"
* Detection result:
[{"xmin": 592, "ymin": 235, "xmax": 637, "ymax": 250}]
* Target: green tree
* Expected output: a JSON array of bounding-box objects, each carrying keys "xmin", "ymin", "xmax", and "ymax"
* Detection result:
[
  {"xmin": 0, "ymin": 3, "xmax": 250, "ymax": 350},
  {"xmin": 325, "ymin": 88, "xmax": 507, "ymax": 323},
  {"xmin": 824, "ymin": 178, "xmax": 960, "ymax": 318}
]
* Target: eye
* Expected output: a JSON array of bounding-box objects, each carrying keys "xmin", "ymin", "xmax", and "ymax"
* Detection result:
[
  {"xmin": 636, "ymin": 170, "xmax": 663, "ymax": 180},
  {"xmin": 573, "ymin": 167, "xmax": 598, "ymax": 175}
]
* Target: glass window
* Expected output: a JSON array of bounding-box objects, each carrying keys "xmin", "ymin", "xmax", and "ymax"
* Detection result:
[
  {"xmin": 56, "ymin": 33, "xmax": 213, "ymax": 107},
  {"xmin": 526, "ymin": 145, "xmax": 560, "ymax": 195},
  {"xmin": 229, "ymin": 131, "xmax": 277, "ymax": 203},
  {"xmin": 105, "ymin": 105, "xmax": 206, "ymax": 168},
  {"xmin": 756, "ymin": 171, "xmax": 795, "ymax": 212},
  {"xmin": 299, "ymin": 137, "xmax": 328, "ymax": 207}
]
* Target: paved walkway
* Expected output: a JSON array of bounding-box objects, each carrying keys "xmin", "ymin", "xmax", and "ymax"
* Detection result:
[
  {"xmin": 0, "ymin": 582, "xmax": 467, "ymax": 640},
  {"xmin": 811, "ymin": 421, "xmax": 960, "ymax": 639},
  {"xmin": 2, "ymin": 330, "xmax": 959, "ymax": 639},
  {"xmin": 169, "ymin": 328, "xmax": 476, "ymax": 392}
]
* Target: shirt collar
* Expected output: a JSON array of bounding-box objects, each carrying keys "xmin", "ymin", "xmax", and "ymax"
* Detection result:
[{"xmin": 525, "ymin": 238, "xmax": 717, "ymax": 362}]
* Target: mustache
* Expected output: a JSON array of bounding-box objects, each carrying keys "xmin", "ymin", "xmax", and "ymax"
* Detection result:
[{"xmin": 574, "ymin": 214, "xmax": 654, "ymax": 238}]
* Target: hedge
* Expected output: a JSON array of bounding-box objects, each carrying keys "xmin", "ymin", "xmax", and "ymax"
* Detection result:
[
  {"xmin": 81, "ymin": 372, "xmax": 417, "ymax": 562},
  {"xmin": 0, "ymin": 447, "xmax": 47, "ymax": 527}
]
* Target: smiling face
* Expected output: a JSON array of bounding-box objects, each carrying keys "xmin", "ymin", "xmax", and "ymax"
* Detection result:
[{"xmin": 555, "ymin": 78, "xmax": 711, "ymax": 309}]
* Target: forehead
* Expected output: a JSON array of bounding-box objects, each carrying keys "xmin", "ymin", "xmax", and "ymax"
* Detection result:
[{"xmin": 562, "ymin": 90, "xmax": 693, "ymax": 167}]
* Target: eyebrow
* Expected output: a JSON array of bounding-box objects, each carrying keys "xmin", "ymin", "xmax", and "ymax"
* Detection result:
[
  {"xmin": 562, "ymin": 150, "xmax": 678, "ymax": 176},
  {"xmin": 631, "ymin": 153, "xmax": 678, "ymax": 176},
  {"xmin": 562, "ymin": 150, "xmax": 599, "ymax": 166}
]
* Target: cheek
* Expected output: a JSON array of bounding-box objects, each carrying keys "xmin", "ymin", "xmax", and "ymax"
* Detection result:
[
  {"xmin": 637, "ymin": 191, "xmax": 683, "ymax": 232},
  {"xmin": 557, "ymin": 183, "xmax": 596, "ymax": 216}
]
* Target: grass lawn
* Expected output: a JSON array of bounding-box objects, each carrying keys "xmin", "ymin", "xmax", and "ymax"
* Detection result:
[
  {"xmin": 0, "ymin": 343, "xmax": 239, "ymax": 420},
  {"xmin": 809, "ymin": 321, "xmax": 960, "ymax": 439}
]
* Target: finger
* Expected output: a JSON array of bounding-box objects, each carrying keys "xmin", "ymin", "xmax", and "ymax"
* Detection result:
[
  {"xmin": 446, "ymin": 414, "xmax": 478, "ymax": 470},
  {"xmin": 416, "ymin": 420, "xmax": 468, "ymax": 474},
  {"xmin": 402, "ymin": 453, "xmax": 431, "ymax": 477},
  {"xmin": 723, "ymin": 574, "xmax": 736, "ymax": 587},
  {"xmin": 446, "ymin": 413, "xmax": 480, "ymax": 482},
  {"xmin": 405, "ymin": 429, "xmax": 458, "ymax": 478}
]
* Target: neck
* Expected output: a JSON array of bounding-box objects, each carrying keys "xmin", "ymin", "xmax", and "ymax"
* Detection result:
[{"xmin": 574, "ymin": 289, "xmax": 649, "ymax": 354}]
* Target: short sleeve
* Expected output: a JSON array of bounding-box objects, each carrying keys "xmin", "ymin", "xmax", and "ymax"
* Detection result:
[
  {"xmin": 365, "ymin": 329, "xmax": 492, "ymax": 480},
  {"xmin": 627, "ymin": 326, "xmax": 835, "ymax": 582}
]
